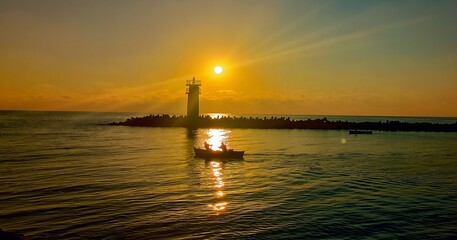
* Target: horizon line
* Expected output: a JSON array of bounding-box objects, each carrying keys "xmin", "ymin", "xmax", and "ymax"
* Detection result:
[{"xmin": 1, "ymin": 109, "xmax": 457, "ymax": 119}]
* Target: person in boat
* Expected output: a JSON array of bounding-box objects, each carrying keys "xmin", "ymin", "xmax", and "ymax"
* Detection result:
[
  {"xmin": 204, "ymin": 141, "xmax": 212, "ymax": 151},
  {"xmin": 219, "ymin": 142, "xmax": 227, "ymax": 152}
]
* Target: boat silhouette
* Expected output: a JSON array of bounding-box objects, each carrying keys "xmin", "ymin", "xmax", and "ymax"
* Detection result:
[{"xmin": 194, "ymin": 148, "xmax": 244, "ymax": 159}]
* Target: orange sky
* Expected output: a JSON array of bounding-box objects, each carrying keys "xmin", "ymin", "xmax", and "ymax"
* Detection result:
[{"xmin": 1, "ymin": 1, "xmax": 456, "ymax": 117}]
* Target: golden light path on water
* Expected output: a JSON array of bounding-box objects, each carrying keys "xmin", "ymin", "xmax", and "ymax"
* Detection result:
[
  {"xmin": 207, "ymin": 161, "xmax": 227, "ymax": 215},
  {"xmin": 206, "ymin": 128, "xmax": 230, "ymax": 151},
  {"xmin": 203, "ymin": 128, "xmax": 231, "ymax": 215}
]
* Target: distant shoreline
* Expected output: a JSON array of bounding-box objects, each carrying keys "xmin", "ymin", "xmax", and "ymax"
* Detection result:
[{"xmin": 109, "ymin": 114, "xmax": 457, "ymax": 132}]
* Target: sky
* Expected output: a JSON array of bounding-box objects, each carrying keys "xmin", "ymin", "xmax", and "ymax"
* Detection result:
[{"xmin": 1, "ymin": 0, "xmax": 456, "ymax": 117}]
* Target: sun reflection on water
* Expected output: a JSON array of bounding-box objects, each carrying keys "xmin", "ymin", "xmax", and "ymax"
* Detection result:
[
  {"xmin": 206, "ymin": 129, "xmax": 230, "ymax": 151},
  {"xmin": 199, "ymin": 128, "xmax": 232, "ymax": 215},
  {"xmin": 207, "ymin": 161, "xmax": 227, "ymax": 215}
]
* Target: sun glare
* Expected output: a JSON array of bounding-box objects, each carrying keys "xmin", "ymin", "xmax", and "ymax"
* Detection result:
[
  {"xmin": 214, "ymin": 65, "xmax": 223, "ymax": 75},
  {"xmin": 206, "ymin": 129, "xmax": 229, "ymax": 151}
]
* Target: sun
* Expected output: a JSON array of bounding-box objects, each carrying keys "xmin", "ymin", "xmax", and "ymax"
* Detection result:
[{"xmin": 214, "ymin": 65, "xmax": 223, "ymax": 75}]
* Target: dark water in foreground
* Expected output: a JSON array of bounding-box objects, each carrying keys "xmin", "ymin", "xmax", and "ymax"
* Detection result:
[{"xmin": 1, "ymin": 111, "xmax": 457, "ymax": 239}]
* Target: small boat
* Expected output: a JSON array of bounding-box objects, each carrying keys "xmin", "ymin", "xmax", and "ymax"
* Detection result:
[
  {"xmin": 194, "ymin": 148, "xmax": 245, "ymax": 159},
  {"xmin": 349, "ymin": 130, "xmax": 372, "ymax": 134}
]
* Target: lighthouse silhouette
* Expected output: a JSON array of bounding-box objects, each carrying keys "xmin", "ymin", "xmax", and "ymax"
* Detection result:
[{"xmin": 186, "ymin": 77, "xmax": 201, "ymax": 123}]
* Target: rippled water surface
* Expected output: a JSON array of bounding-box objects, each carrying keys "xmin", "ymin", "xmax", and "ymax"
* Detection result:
[{"xmin": 1, "ymin": 111, "xmax": 457, "ymax": 239}]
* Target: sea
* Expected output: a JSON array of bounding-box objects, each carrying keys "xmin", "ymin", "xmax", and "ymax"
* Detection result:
[{"xmin": 1, "ymin": 110, "xmax": 456, "ymax": 239}]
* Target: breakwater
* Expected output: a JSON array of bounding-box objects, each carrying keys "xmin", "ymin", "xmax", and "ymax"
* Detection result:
[{"xmin": 109, "ymin": 114, "xmax": 457, "ymax": 132}]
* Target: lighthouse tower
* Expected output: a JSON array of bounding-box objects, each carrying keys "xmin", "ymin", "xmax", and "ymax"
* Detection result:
[{"xmin": 186, "ymin": 77, "xmax": 201, "ymax": 121}]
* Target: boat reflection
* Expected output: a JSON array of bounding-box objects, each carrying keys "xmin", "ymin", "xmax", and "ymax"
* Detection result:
[{"xmin": 207, "ymin": 160, "xmax": 227, "ymax": 215}]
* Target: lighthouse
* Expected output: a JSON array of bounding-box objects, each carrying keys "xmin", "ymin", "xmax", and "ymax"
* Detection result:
[{"xmin": 186, "ymin": 77, "xmax": 201, "ymax": 122}]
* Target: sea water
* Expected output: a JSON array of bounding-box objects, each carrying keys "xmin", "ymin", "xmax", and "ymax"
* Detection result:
[{"xmin": 1, "ymin": 111, "xmax": 456, "ymax": 239}]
